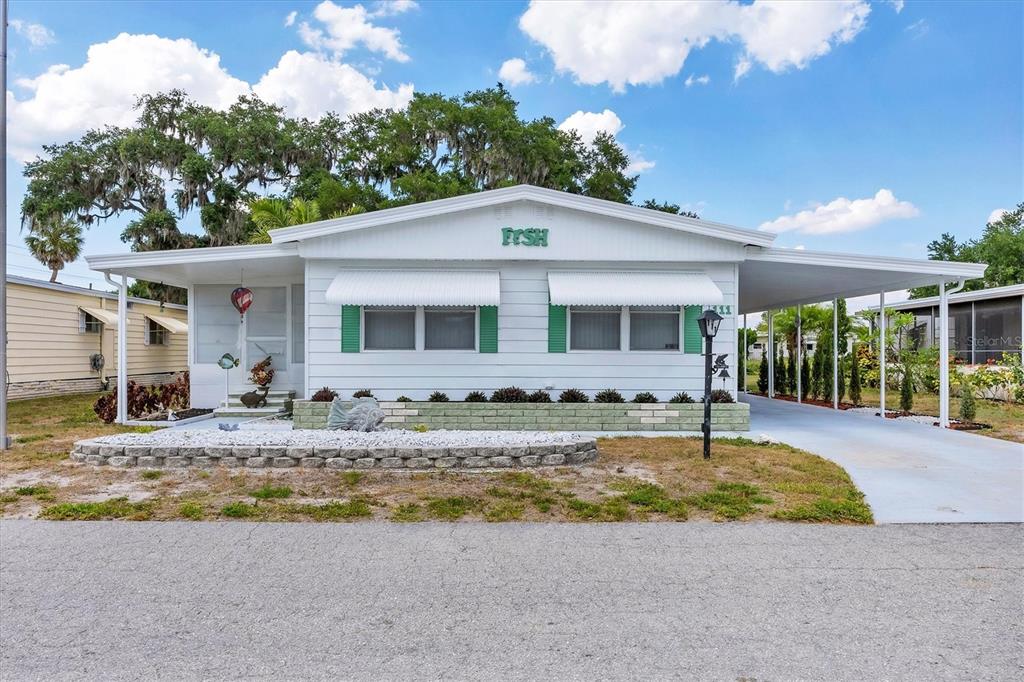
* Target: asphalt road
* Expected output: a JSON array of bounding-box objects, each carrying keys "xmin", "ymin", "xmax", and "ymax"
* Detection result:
[{"xmin": 1, "ymin": 521, "xmax": 1021, "ymax": 681}]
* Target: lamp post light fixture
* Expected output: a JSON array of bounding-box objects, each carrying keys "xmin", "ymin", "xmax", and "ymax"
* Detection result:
[{"xmin": 697, "ymin": 309, "xmax": 723, "ymax": 460}]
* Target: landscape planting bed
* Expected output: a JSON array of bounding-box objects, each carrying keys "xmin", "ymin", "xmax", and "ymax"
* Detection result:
[{"xmin": 71, "ymin": 430, "xmax": 598, "ymax": 470}]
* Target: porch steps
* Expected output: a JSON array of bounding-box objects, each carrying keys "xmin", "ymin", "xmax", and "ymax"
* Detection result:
[{"xmin": 213, "ymin": 389, "xmax": 295, "ymax": 418}]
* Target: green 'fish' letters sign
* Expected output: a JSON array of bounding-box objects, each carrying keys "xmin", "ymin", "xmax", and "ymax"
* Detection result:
[{"xmin": 501, "ymin": 227, "xmax": 549, "ymax": 247}]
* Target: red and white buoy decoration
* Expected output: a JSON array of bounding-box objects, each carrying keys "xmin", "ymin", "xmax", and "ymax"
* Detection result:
[{"xmin": 231, "ymin": 287, "xmax": 253, "ymax": 323}]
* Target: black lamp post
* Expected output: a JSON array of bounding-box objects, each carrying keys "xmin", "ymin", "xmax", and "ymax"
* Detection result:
[{"xmin": 697, "ymin": 309, "xmax": 723, "ymax": 460}]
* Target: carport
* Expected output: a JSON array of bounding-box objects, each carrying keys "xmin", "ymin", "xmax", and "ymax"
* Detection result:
[{"xmin": 737, "ymin": 247, "xmax": 987, "ymax": 427}]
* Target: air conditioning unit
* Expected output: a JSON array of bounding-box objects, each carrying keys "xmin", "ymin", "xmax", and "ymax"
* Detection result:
[{"xmin": 90, "ymin": 353, "xmax": 105, "ymax": 371}]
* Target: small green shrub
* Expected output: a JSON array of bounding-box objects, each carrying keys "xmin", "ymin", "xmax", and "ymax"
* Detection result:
[
  {"xmin": 959, "ymin": 378, "xmax": 977, "ymax": 423},
  {"xmin": 250, "ymin": 484, "xmax": 293, "ymax": 499},
  {"xmin": 428, "ymin": 391, "xmax": 450, "ymax": 402},
  {"xmin": 594, "ymin": 388, "xmax": 624, "ymax": 403},
  {"xmin": 528, "ymin": 389, "xmax": 552, "ymax": 403},
  {"xmin": 352, "ymin": 389, "xmax": 374, "ymax": 399},
  {"xmin": 490, "ymin": 386, "xmax": 528, "ymax": 402},
  {"xmin": 669, "ymin": 391, "xmax": 695, "ymax": 403},
  {"xmin": 558, "ymin": 388, "xmax": 589, "ymax": 403},
  {"xmin": 311, "ymin": 386, "xmax": 338, "ymax": 402},
  {"xmin": 710, "ymin": 389, "xmax": 734, "ymax": 403},
  {"xmin": 899, "ymin": 368, "xmax": 914, "ymax": 412},
  {"xmin": 632, "ymin": 392, "xmax": 658, "ymax": 403},
  {"xmin": 178, "ymin": 501, "xmax": 204, "ymax": 520},
  {"xmin": 396, "ymin": 396, "xmax": 412, "ymax": 402},
  {"xmin": 464, "ymin": 391, "xmax": 488, "ymax": 402},
  {"xmin": 221, "ymin": 501, "xmax": 258, "ymax": 518},
  {"xmin": 757, "ymin": 359, "xmax": 769, "ymax": 393}
]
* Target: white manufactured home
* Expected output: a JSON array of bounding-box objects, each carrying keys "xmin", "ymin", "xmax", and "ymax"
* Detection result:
[{"xmin": 85, "ymin": 185, "xmax": 986, "ymax": 425}]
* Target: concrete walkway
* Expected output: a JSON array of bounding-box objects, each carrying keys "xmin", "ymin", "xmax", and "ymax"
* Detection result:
[{"xmin": 744, "ymin": 394, "xmax": 1024, "ymax": 523}]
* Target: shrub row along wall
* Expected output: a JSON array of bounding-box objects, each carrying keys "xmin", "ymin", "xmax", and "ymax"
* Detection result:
[
  {"xmin": 71, "ymin": 437, "xmax": 598, "ymax": 470},
  {"xmin": 293, "ymin": 401, "xmax": 750, "ymax": 431}
]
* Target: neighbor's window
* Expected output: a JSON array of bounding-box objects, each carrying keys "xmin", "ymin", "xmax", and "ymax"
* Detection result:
[
  {"xmin": 424, "ymin": 307, "xmax": 475, "ymax": 350},
  {"xmin": 80, "ymin": 311, "xmax": 102, "ymax": 334},
  {"xmin": 364, "ymin": 307, "xmax": 416, "ymax": 350},
  {"xmin": 146, "ymin": 318, "xmax": 168, "ymax": 346},
  {"xmin": 570, "ymin": 306, "xmax": 620, "ymax": 351},
  {"xmin": 629, "ymin": 306, "xmax": 680, "ymax": 351}
]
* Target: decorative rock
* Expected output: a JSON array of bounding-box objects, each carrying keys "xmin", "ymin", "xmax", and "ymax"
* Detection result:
[
  {"xmin": 541, "ymin": 454, "xmax": 566, "ymax": 466},
  {"xmin": 488, "ymin": 456, "xmax": 514, "ymax": 468},
  {"xmin": 339, "ymin": 447, "xmax": 369, "ymax": 459},
  {"xmin": 233, "ymin": 446, "xmax": 259, "ymax": 459},
  {"xmin": 380, "ymin": 457, "xmax": 403, "ymax": 468},
  {"xmin": 244, "ymin": 457, "xmax": 269, "ymax": 468},
  {"xmin": 287, "ymin": 447, "xmax": 313, "ymax": 459},
  {"xmin": 124, "ymin": 446, "xmax": 151, "ymax": 458},
  {"xmin": 504, "ymin": 447, "xmax": 528, "ymax": 458},
  {"xmin": 261, "ymin": 446, "xmax": 288, "ymax": 458},
  {"xmin": 152, "ymin": 446, "xmax": 178, "ymax": 459},
  {"xmin": 406, "ymin": 457, "xmax": 432, "ymax": 469},
  {"xmin": 394, "ymin": 448, "xmax": 420, "ymax": 459},
  {"xmin": 434, "ymin": 457, "xmax": 459, "ymax": 469},
  {"xmin": 368, "ymin": 447, "xmax": 394, "ymax": 459},
  {"xmin": 314, "ymin": 447, "xmax": 340, "ymax": 458},
  {"xmin": 299, "ymin": 457, "xmax": 325, "ymax": 468},
  {"xmin": 463, "ymin": 456, "xmax": 488, "ymax": 468},
  {"xmin": 476, "ymin": 446, "xmax": 503, "ymax": 458},
  {"xmin": 527, "ymin": 444, "xmax": 555, "ymax": 456},
  {"xmin": 555, "ymin": 443, "xmax": 577, "ymax": 455},
  {"xmin": 449, "ymin": 447, "xmax": 477, "ymax": 458},
  {"xmin": 165, "ymin": 456, "xmax": 190, "ymax": 468},
  {"xmin": 325, "ymin": 458, "xmax": 353, "ymax": 470},
  {"xmin": 179, "ymin": 446, "xmax": 206, "ymax": 458},
  {"xmin": 85, "ymin": 454, "xmax": 106, "ymax": 465},
  {"xmin": 220, "ymin": 457, "xmax": 241, "ymax": 467},
  {"xmin": 581, "ymin": 448, "xmax": 599, "ymax": 462},
  {"xmin": 354, "ymin": 458, "xmax": 376, "ymax": 469},
  {"xmin": 420, "ymin": 447, "xmax": 448, "ymax": 459},
  {"xmin": 519, "ymin": 455, "xmax": 540, "ymax": 467},
  {"xmin": 273, "ymin": 457, "xmax": 297, "ymax": 468},
  {"xmin": 80, "ymin": 443, "xmax": 100, "ymax": 456},
  {"xmin": 99, "ymin": 445, "xmax": 123, "ymax": 458},
  {"xmin": 136, "ymin": 456, "xmax": 162, "ymax": 468},
  {"xmin": 107, "ymin": 456, "xmax": 135, "ymax": 468},
  {"xmin": 206, "ymin": 446, "xmax": 234, "ymax": 458},
  {"xmin": 70, "ymin": 452, "xmax": 87, "ymax": 463},
  {"xmin": 192, "ymin": 456, "xmax": 215, "ymax": 468}
]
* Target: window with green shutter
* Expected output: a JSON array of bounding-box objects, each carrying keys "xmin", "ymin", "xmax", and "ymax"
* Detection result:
[
  {"xmin": 478, "ymin": 305, "xmax": 498, "ymax": 353},
  {"xmin": 683, "ymin": 305, "xmax": 703, "ymax": 354},
  {"xmin": 548, "ymin": 304, "xmax": 567, "ymax": 353},
  {"xmin": 341, "ymin": 305, "xmax": 360, "ymax": 352}
]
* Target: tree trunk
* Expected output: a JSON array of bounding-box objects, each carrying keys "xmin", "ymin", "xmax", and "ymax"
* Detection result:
[{"xmin": 49, "ymin": 268, "xmax": 58, "ymax": 283}]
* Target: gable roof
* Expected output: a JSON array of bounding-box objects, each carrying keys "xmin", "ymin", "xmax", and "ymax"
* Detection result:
[{"xmin": 267, "ymin": 184, "xmax": 777, "ymax": 248}]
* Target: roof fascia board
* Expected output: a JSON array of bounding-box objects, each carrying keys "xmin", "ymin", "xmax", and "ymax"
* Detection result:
[
  {"xmin": 7, "ymin": 273, "xmax": 187, "ymax": 310},
  {"xmin": 745, "ymin": 246, "xmax": 988, "ymax": 279},
  {"xmin": 268, "ymin": 185, "xmax": 776, "ymax": 247},
  {"xmin": 741, "ymin": 276, "xmax": 959, "ymax": 313},
  {"xmin": 867, "ymin": 283, "xmax": 1024, "ymax": 311},
  {"xmin": 86, "ymin": 243, "xmax": 299, "ymax": 271}
]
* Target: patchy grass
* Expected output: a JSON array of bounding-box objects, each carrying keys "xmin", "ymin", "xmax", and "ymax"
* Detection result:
[
  {"xmin": 40, "ymin": 497, "xmax": 153, "ymax": 521},
  {"xmin": 2, "ymin": 393, "xmax": 875, "ymax": 524}
]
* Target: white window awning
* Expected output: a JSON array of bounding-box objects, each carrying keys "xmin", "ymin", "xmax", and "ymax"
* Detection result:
[
  {"xmin": 325, "ymin": 270, "xmax": 501, "ymax": 306},
  {"xmin": 548, "ymin": 271, "xmax": 724, "ymax": 306},
  {"xmin": 79, "ymin": 306, "xmax": 121, "ymax": 327},
  {"xmin": 146, "ymin": 314, "xmax": 188, "ymax": 334}
]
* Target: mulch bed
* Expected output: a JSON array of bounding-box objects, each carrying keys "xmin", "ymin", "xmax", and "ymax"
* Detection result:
[{"xmin": 747, "ymin": 392, "xmax": 860, "ymax": 410}]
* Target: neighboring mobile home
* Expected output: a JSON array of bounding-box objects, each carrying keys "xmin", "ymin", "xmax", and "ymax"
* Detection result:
[
  {"xmin": 84, "ymin": 185, "xmax": 986, "ymax": 426},
  {"xmin": 5, "ymin": 275, "xmax": 188, "ymax": 400}
]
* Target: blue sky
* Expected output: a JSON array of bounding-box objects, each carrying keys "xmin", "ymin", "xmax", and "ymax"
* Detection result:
[{"xmin": 5, "ymin": 0, "xmax": 1022, "ymax": 292}]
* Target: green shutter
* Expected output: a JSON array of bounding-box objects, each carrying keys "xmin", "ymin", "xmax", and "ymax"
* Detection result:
[
  {"xmin": 479, "ymin": 306, "xmax": 498, "ymax": 353},
  {"xmin": 341, "ymin": 305, "xmax": 360, "ymax": 352},
  {"xmin": 683, "ymin": 305, "xmax": 703, "ymax": 354},
  {"xmin": 548, "ymin": 304, "xmax": 567, "ymax": 353}
]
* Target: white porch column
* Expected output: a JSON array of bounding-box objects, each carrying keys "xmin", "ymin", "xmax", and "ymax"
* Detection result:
[
  {"xmin": 939, "ymin": 281, "xmax": 949, "ymax": 427},
  {"xmin": 796, "ymin": 305, "xmax": 802, "ymax": 403},
  {"xmin": 879, "ymin": 291, "xmax": 886, "ymax": 419},
  {"xmin": 742, "ymin": 313, "xmax": 748, "ymax": 393},
  {"xmin": 832, "ymin": 298, "xmax": 839, "ymax": 410},
  {"xmin": 117, "ymin": 274, "xmax": 128, "ymax": 425},
  {"xmin": 767, "ymin": 310, "xmax": 774, "ymax": 398}
]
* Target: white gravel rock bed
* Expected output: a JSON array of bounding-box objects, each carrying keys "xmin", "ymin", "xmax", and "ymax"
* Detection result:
[
  {"xmin": 847, "ymin": 407, "xmax": 939, "ymax": 425},
  {"xmin": 71, "ymin": 429, "xmax": 599, "ymax": 470}
]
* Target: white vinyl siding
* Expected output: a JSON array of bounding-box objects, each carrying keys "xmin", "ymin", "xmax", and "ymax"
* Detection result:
[{"xmin": 307, "ymin": 260, "xmax": 737, "ymax": 401}]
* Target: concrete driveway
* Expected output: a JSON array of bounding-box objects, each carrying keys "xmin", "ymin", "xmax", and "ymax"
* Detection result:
[{"xmin": 744, "ymin": 394, "xmax": 1024, "ymax": 523}]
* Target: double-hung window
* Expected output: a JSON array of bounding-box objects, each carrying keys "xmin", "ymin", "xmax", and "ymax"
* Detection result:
[
  {"xmin": 569, "ymin": 307, "xmax": 621, "ymax": 351},
  {"xmin": 146, "ymin": 318, "xmax": 168, "ymax": 346},
  {"xmin": 364, "ymin": 307, "xmax": 416, "ymax": 350},
  {"xmin": 629, "ymin": 306, "xmax": 680, "ymax": 351},
  {"xmin": 363, "ymin": 306, "xmax": 478, "ymax": 351}
]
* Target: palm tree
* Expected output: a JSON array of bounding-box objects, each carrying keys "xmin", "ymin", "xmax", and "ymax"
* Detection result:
[
  {"xmin": 248, "ymin": 198, "xmax": 323, "ymax": 244},
  {"xmin": 25, "ymin": 218, "xmax": 84, "ymax": 282}
]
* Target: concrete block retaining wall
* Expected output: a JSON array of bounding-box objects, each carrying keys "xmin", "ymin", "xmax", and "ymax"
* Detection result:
[
  {"xmin": 70, "ymin": 438, "xmax": 598, "ymax": 470},
  {"xmin": 293, "ymin": 400, "xmax": 750, "ymax": 432}
]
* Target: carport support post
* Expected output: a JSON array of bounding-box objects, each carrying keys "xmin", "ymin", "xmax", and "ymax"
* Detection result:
[
  {"xmin": 767, "ymin": 310, "xmax": 774, "ymax": 398},
  {"xmin": 117, "ymin": 273, "xmax": 128, "ymax": 425},
  {"xmin": 939, "ymin": 281, "xmax": 949, "ymax": 428},
  {"xmin": 742, "ymin": 313, "xmax": 748, "ymax": 392},
  {"xmin": 833, "ymin": 298, "xmax": 839, "ymax": 410},
  {"xmin": 879, "ymin": 291, "xmax": 886, "ymax": 419},
  {"xmin": 796, "ymin": 305, "xmax": 802, "ymax": 403}
]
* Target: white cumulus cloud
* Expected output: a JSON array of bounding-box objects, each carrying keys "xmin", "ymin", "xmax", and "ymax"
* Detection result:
[
  {"xmin": 519, "ymin": 0, "xmax": 870, "ymax": 92},
  {"xmin": 10, "ymin": 19, "xmax": 56, "ymax": 48},
  {"xmin": 498, "ymin": 58, "xmax": 537, "ymax": 87},
  {"xmin": 987, "ymin": 208, "xmax": 1009, "ymax": 224},
  {"xmin": 558, "ymin": 109, "xmax": 655, "ymax": 174},
  {"xmin": 685, "ymin": 73, "xmax": 710, "ymax": 87},
  {"xmin": 284, "ymin": 11, "xmax": 298, "ymax": 27},
  {"xmin": 7, "ymin": 33, "xmax": 413, "ymax": 161},
  {"xmin": 254, "ymin": 50, "xmax": 412, "ymax": 120},
  {"xmin": 370, "ymin": 0, "xmax": 418, "ymax": 16},
  {"xmin": 299, "ymin": 0, "xmax": 410, "ymax": 62},
  {"xmin": 758, "ymin": 189, "xmax": 919, "ymax": 235}
]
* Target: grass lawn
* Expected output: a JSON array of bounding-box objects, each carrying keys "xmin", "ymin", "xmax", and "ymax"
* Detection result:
[
  {"xmin": 744, "ymin": 369, "xmax": 1023, "ymax": 444},
  {"xmin": 1, "ymin": 393, "xmax": 872, "ymax": 524}
]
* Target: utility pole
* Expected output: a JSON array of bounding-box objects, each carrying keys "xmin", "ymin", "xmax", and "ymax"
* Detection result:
[{"xmin": 1, "ymin": 0, "xmax": 9, "ymax": 451}]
